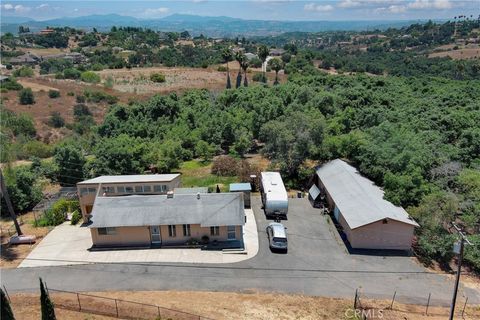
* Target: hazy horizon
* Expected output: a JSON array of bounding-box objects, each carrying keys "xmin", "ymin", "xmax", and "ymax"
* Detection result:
[{"xmin": 1, "ymin": 1, "xmax": 479, "ymax": 22}]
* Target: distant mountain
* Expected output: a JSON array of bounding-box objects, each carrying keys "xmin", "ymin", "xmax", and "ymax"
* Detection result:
[{"xmin": 1, "ymin": 14, "xmax": 431, "ymax": 37}]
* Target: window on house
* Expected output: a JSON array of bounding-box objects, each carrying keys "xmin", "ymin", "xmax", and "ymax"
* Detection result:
[
  {"xmin": 135, "ymin": 185, "xmax": 143, "ymax": 193},
  {"xmin": 117, "ymin": 186, "xmax": 125, "ymax": 193},
  {"xmin": 143, "ymin": 185, "xmax": 151, "ymax": 193},
  {"xmin": 210, "ymin": 226, "xmax": 220, "ymax": 236},
  {"xmin": 125, "ymin": 186, "xmax": 134, "ymax": 193},
  {"xmin": 102, "ymin": 186, "xmax": 114, "ymax": 194},
  {"xmin": 162, "ymin": 185, "xmax": 167, "ymax": 192},
  {"xmin": 183, "ymin": 224, "xmax": 191, "ymax": 237},
  {"xmin": 168, "ymin": 225, "xmax": 176, "ymax": 237},
  {"xmin": 227, "ymin": 226, "xmax": 236, "ymax": 240},
  {"xmin": 88, "ymin": 188, "xmax": 97, "ymax": 194},
  {"xmin": 98, "ymin": 227, "xmax": 116, "ymax": 235},
  {"xmin": 80, "ymin": 188, "xmax": 88, "ymax": 196},
  {"xmin": 154, "ymin": 185, "xmax": 162, "ymax": 192}
]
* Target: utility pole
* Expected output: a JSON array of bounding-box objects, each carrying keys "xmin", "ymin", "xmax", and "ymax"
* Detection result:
[
  {"xmin": 449, "ymin": 222, "xmax": 472, "ymax": 320},
  {"xmin": 0, "ymin": 168, "xmax": 23, "ymax": 236}
]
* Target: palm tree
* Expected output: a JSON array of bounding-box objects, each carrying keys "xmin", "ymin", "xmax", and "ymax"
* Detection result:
[
  {"xmin": 40, "ymin": 278, "xmax": 56, "ymax": 320},
  {"xmin": 221, "ymin": 47, "xmax": 233, "ymax": 89},
  {"xmin": 241, "ymin": 58, "xmax": 250, "ymax": 87},
  {"xmin": 234, "ymin": 51, "xmax": 245, "ymax": 88},
  {"xmin": 1, "ymin": 287, "xmax": 15, "ymax": 320},
  {"xmin": 268, "ymin": 58, "xmax": 284, "ymax": 85},
  {"xmin": 257, "ymin": 45, "xmax": 270, "ymax": 83}
]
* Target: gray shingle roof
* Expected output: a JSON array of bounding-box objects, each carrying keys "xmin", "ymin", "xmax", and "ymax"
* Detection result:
[
  {"xmin": 316, "ymin": 159, "xmax": 419, "ymax": 229},
  {"xmin": 89, "ymin": 193, "xmax": 245, "ymax": 228},
  {"xmin": 78, "ymin": 174, "xmax": 180, "ymax": 185}
]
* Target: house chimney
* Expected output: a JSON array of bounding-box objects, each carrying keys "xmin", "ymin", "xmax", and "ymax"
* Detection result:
[{"xmin": 167, "ymin": 191, "xmax": 174, "ymax": 199}]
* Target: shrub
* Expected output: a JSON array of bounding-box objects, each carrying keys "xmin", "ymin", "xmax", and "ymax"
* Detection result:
[
  {"xmin": 80, "ymin": 71, "xmax": 101, "ymax": 83},
  {"xmin": 70, "ymin": 210, "xmax": 82, "ymax": 225},
  {"xmin": 84, "ymin": 89, "xmax": 118, "ymax": 104},
  {"xmin": 76, "ymin": 95, "xmax": 86, "ymax": 103},
  {"xmin": 201, "ymin": 61, "xmax": 209, "ymax": 69},
  {"xmin": 67, "ymin": 91, "xmax": 75, "ymax": 96},
  {"xmin": 73, "ymin": 103, "xmax": 91, "ymax": 118},
  {"xmin": 18, "ymin": 88, "xmax": 35, "ymax": 105},
  {"xmin": 217, "ymin": 66, "xmax": 227, "ymax": 72},
  {"xmin": 48, "ymin": 90, "xmax": 61, "ymax": 98},
  {"xmin": 63, "ymin": 68, "xmax": 81, "ymax": 80},
  {"xmin": 91, "ymin": 63, "xmax": 105, "ymax": 71},
  {"xmin": 252, "ymin": 73, "xmax": 267, "ymax": 82},
  {"xmin": 201, "ymin": 235, "xmax": 210, "ymax": 244},
  {"xmin": 150, "ymin": 73, "xmax": 166, "ymax": 83},
  {"xmin": 19, "ymin": 140, "xmax": 53, "ymax": 159},
  {"xmin": 211, "ymin": 155, "xmax": 239, "ymax": 176},
  {"xmin": 12, "ymin": 66, "xmax": 34, "ymax": 77},
  {"xmin": 47, "ymin": 111, "xmax": 65, "ymax": 128},
  {"xmin": 0, "ymin": 78, "xmax": 23, "ymax": 91}
]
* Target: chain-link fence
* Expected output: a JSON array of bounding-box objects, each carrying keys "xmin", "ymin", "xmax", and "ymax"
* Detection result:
[
  {"xmin": 353, "ymin": 288, "xmax": 475, "ymax": 319},
  {"xmin": 48, "ymin": 288, "xmax": 214, "ymax": 320}
]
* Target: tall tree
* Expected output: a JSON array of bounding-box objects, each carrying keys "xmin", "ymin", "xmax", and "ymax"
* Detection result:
[
  {"xmin": 241, "ymin": 59, "xmax": 250, "ymax": 87},
  {"xmin": 268, "ymin": 58, "xmax": 284, "ymax": 85},
  {"xmin": 40, "ymin": 278, "xmax": 56, "ymax": 320},
  {"xmin": 1, "ymin": 287, "xmax": 15, "ymax": 320},
  {"xmin": 257, "ymin": 45, "xmax": 270, "ymax": 83},
  {"xmin": 53, "ymin": 145, "xmax": 86, "ymax": 186},
  {"xmin": 222, "ymin": 48, "xmax": 233, "ymax": 89},
  {"xmin": 234, "ymin": 51, "xmax": 245, "ymax": 88}
]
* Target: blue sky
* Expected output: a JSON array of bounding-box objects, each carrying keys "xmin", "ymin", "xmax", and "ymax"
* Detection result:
[{"xmin": 1, "ymin": 1, "xmax": 479, "ymax": 21}]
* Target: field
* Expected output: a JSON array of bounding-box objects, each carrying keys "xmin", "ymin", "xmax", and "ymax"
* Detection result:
[
  {"xmin": 178, "ymin": 159, "xmax": 239, "ymax": 192},
  {"xmin": 6, "ymin": 290, "xmax": 480, "ymax": 320},
  {"xmin": 429, "ymin": 44, "xmax": 480, "ymax": 60}
]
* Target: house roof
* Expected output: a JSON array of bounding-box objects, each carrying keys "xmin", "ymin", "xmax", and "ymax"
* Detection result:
[
  {"xmin": 78, "ymin": 174, "xmax": 180, "ymax": 185},
  {"xmin": 316, "ymin": 159, "xmax": 419, "ymax": 229},
  {"xmin": 174, "ymin": 187, "xmax": 209, "ymax": 194},
  {"xmin": 229, "ymin": 183, "xmax": 251, "ymax": 192},
  {"xmin": 89, "ymin": 193, "xmax": 245, "ymax": 228}
]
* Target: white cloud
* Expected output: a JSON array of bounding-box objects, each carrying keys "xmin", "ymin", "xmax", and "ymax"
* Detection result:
[
  {"xmin": 37, "ymin": 4, "xmax": 49, "ymax": 9},
  {"xmin": 408, "ymin": 0, "xmax": 452, "ymax": 10},
  {"xmin": 338, "ymin": 0, "xmax": 361, "ymax": 8},
  {"xmin": 387, "ymin": 5, "xmax": 407, "ymax": 13},
  {"xmin": 304, "ymin": 3, "xmax": 334, "ymax": 12},
  {"xmin": 143, "ymin": 7, "xmax": 170, "ymax": 16},
  {"xmin": 338, "ymin": 0, "xmax": 402, "ymax": 8},
  {"xmin": 14, "ymin": 4, "xmax": 31, "ymax": 13},
  {"xmin": 1, "ymin": 3, "xmax": 14, "ymax": 10}
]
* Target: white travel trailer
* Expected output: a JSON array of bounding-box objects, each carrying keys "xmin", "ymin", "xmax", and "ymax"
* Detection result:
[{"xmin": 260, "ymin": 172, "xmax": 288, "ymax": 217}]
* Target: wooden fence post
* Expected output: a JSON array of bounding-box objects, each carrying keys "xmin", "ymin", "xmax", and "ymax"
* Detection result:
[
  {"xmin": 425, "ymin": 293, "xmax": 431, "ymax": 315},
  {"xmin": 115, "ymin": 299, "xmax": 119, "ymax": 318},
  {"xmin": 157, "ymin": 306, "xmax": 161, "ymax": 318},
  {"xmin": 462, "ymin": 297, "xmax": 468, "ymax": 318},
  {"xmin": 77, "ymin": 292, "xmax": 81, "ymax": 311},
  {"xmin": 353, "ymin": 289, "xmax": 358, "ymax": 310},
  {"xmin": 390, "ymin": 291, "xmax": 396, "ymax": 309}
]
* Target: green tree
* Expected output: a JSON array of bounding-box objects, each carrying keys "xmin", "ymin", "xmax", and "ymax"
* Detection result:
[
  {"xmin": 80, "ymin": 71, "xmax": 100, "ymax": 83},
  {"xmin": 1, "ymin": 166, "xmax": 42, "ymax": 213},
  {"xmin": 47, "ymin": 111, "xmax": 65, "ymax": 128},
  {"xmin": 40, "ymin": 278, "xmax": 56, "ymax": 320},
  {"xmin": 18, "ymin": 88, "xmax": 35, "ymax": 105},
  {"xmin": 1, "ymin": 287, "xmax": 15, "ymax": 320},
  {"xmin": 257, "ymin": 45, "xmax": 270, "ymax": 83},
  {"xmin": 195, "ymin": 140, "xmax": 215, "ymax": 162},
  {"xmin": 53, "ymin": 145, "xmax": 86, "ymax": 186},
  {"xmin": 268, "ymin": 58, "xmax": 284, "ymax": 85},
  {"xmin": 241, "ymin": 58, "xmax": 250, "ymax": 87},
  {"xmin": 233, "ymin": 130, "xmax": 252, "ymax": 157},
  {"xmin": 221, "ymin": 47, "xmax": 233, "ymax": 89},
  {"xmin": 234, "ymin": 51, "xmax": 245, "ymax": 88}
]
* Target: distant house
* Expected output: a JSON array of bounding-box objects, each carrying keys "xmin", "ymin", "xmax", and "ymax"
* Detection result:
[
  {"xmin": 41, "ymin": 52, "xmax": 86, "ymax": 64},
  {"xmin": 269, "ymin": 48, "xmax": 285, "ymax": 56},
  {"xmin": 77, "ymin": 174, "xmax": 182, "ymax": 222},
  {"xmin": 39, "ymin": 28, "xmax": 55, "ymax": 35},
  {"xmin": 9, "ymin": 53, "xmax": 39, "ymax": 65},
  {"xmin": 88, "ymin": 192, "xmax": 245, "ymax": 248},
  {"xmin": 312, "ymin": 159, "xmax": 419, "ymax": 251},
  {"xmin": 244, "ymin": 52, "xmax": 258, "ymax": 61}
]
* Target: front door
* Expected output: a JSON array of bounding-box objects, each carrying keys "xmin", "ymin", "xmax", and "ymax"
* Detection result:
[{"xmin": 150, "ymin": 226, "xmax": 161, "ymax": 244}]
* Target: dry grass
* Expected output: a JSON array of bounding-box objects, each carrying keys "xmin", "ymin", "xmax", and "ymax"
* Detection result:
[
  {"xmin": 0, "ymin": 211, "xmax": 51, "ymax": 268},
  {"xmin": 6, "ymin": 290, "xmax": 480, "ymax": 320},
  {"xmin": 16, "ymin": 79, "xmax": 58, "ymax": 92},
  {"xmin": 20, "ymin": 48, "xmax": 67, "ymax": 56}
]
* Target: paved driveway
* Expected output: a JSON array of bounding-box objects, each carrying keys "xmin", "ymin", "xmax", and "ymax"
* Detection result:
[
  {"xmin": 18, "ymin": 209, "xmax": 258, "ymax": 267},
  {"xmin": 2, "ymin": 197, "xmax": 479, "ymax": 306}
]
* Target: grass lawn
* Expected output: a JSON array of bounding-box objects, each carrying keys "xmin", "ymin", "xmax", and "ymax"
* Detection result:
[{"xmin": 178, "ymin": 160, "xmax": 238, "ymax": 192}]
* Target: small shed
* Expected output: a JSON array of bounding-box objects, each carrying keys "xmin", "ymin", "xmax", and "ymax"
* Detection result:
[
  {"xmin": 174, "ymin": 187, "xmax": 209, "ymax": 194},
  {"xmin": 229, "ymin": 183, "xmax": 252, "ymax": 208}
]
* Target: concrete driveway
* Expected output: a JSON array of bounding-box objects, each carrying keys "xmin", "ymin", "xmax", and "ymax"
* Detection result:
[
  {"xmin": 3, "ymin": 197, "xmax": 479, "ymax": 306},
  {"xmin": 18, "ymin": 209, "xmax": 258, "ymax": 267}
]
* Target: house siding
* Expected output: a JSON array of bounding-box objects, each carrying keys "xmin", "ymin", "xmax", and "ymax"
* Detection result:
[{"xmin": 91, "ymin": 224, "xmax": 242, "ymax": 247}]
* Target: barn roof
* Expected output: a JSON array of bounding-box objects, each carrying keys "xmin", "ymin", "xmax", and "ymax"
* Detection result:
[{"xmin": 316, "ymin": 159, "xmax": 419, "ymax": 229}]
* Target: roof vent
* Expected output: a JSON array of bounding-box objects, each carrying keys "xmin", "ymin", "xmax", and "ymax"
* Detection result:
[
  {"xmin": 197, "ymin": 193, "xmax": 201, "ymax": 200},
  {"xmin": 167, "ymin": 191, "xmax": 174, "ymax": 199}
]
